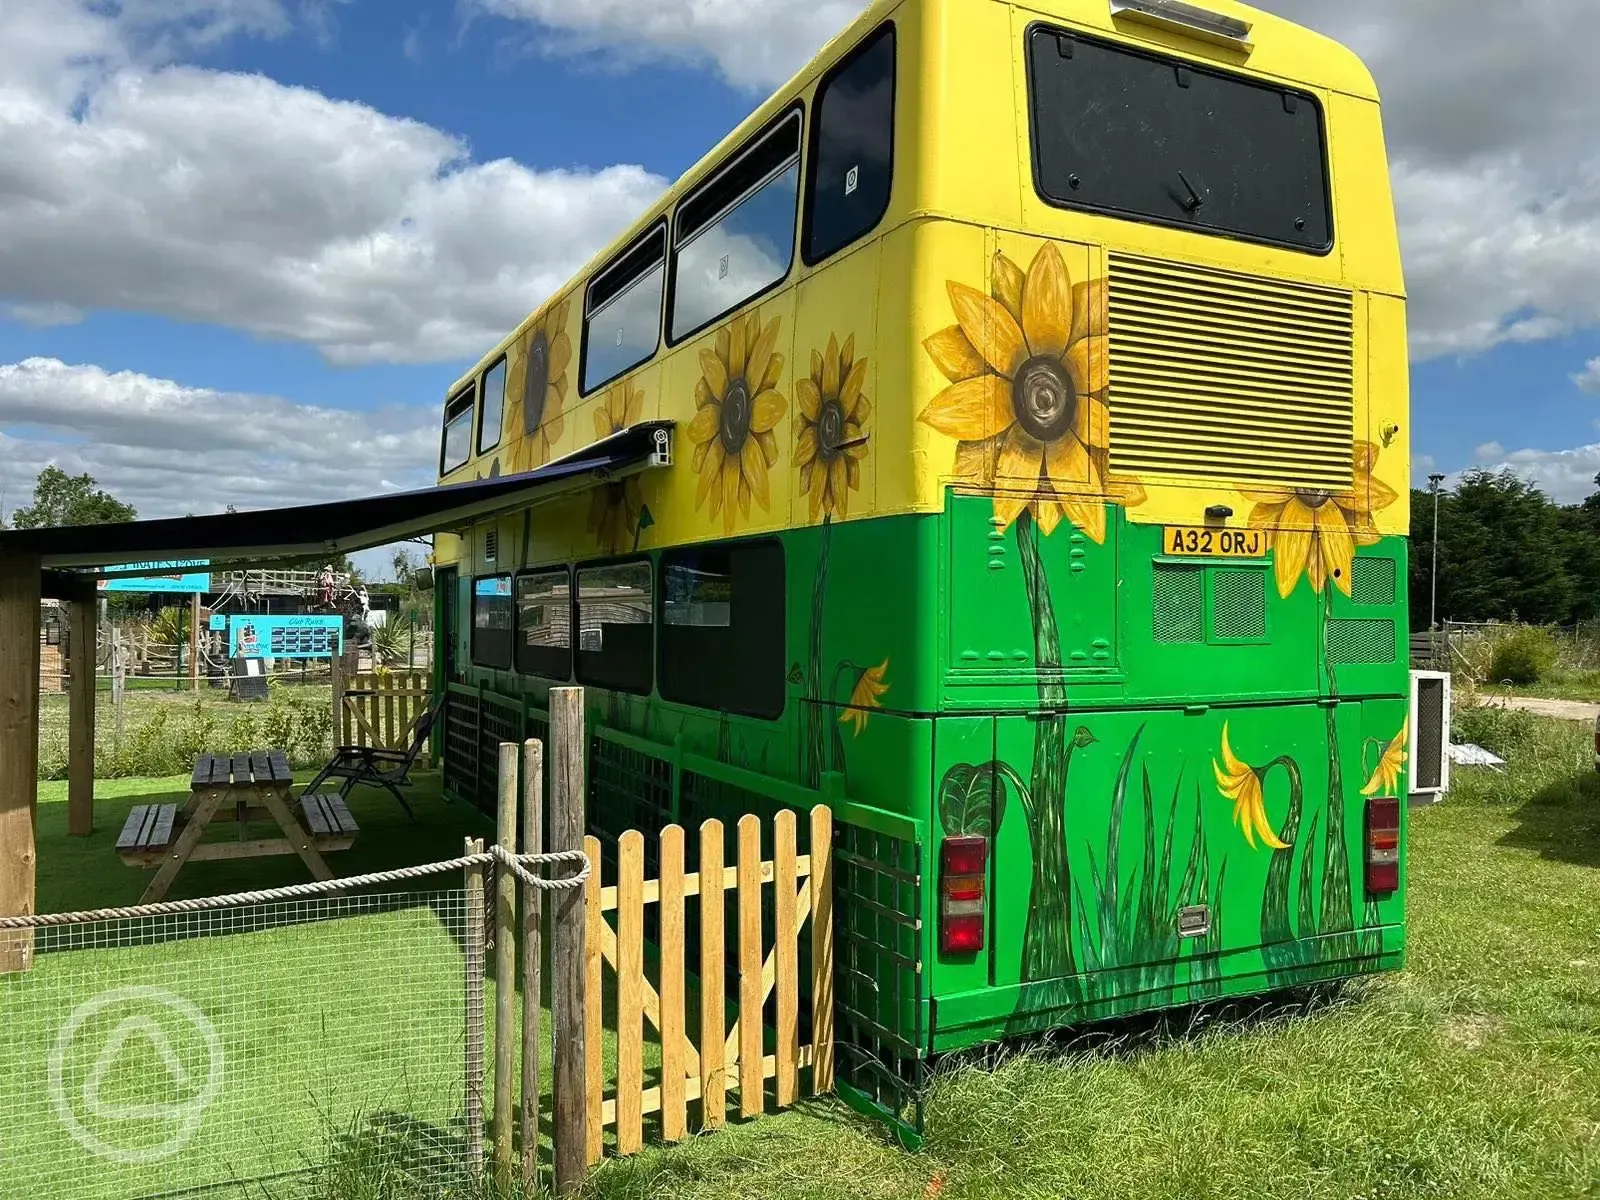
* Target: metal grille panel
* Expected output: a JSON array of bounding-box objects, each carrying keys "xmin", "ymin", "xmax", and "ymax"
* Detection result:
[
  {"xmin": 1153, "ymin": 563, "xmax": 1204, "ymax": 643},
  {"xmin": 1351, "ymin": 557, "xmax": 1397, "ymax": 607},
  {"xmin": 1108, "ymin": 253, "xmax": 1355, "ymax": 490},
  {"xmin": 1212, "ymin": 569, "xmax": 1267, "ymax": 641},
  {"xmin": 1328, "ymin": 618, "xmax": 1396, "ymax": 665},
  {"xmin": 1416, "ymin": 678, "xmax": 1445, "ymax": 790}
]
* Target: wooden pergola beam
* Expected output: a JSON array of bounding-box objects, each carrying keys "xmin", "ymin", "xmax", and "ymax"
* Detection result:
[{"xmin": 0, "ymin": 551, "xmax": 42, "ymax": 973}]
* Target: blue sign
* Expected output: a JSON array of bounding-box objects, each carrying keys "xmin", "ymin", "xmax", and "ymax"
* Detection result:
[
  {"xmin": 100, "ymin": 560, "xmax": 212, "ymax": 594},
  {"xmin": 229, "ymin": 614, "xmax": 344, "ymax": 659},
  {"xmin": 208, "ymin": 614, "xmax": 228, "ymax": 631},
  {"xmin": 475, "ymin": 577, "xmax": 512, "ymax": 597}
]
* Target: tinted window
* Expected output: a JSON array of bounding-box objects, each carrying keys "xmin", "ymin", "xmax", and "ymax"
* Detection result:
[
  {"xmin": 575, "ymin": 560, "xmax": 652, "ymax": 693},
  {"xmin": 1027, "ymin": 29, "xmax": 1330, "ymax": 252},
  {"xmin": 583, "ymin": 226, "xmax": 666, "ymax": 393},
  {"xmin": 440, "ymin": 386, "xmax": 475, "ymax": 475},
  {"xmin": 478, "ymin": 357, "xmax": 507, "ymax": 455},
  {"xmin": 471, "ymin": 575, "xmax": 514, "ymax": 669},
  {"xmin": 660, "ymin": 541, "xmax": 785, "ymax": 718},
  {"xmin": 804, "ymin": 24, "xmax": 896, "ymax": 265},
  {"xmin": 670, "ymin": 113, "xmax": 801, "ymax": 342},
  {"xmin": 516, "ymin": 568, "xmax": 571, "ymax": 679}
]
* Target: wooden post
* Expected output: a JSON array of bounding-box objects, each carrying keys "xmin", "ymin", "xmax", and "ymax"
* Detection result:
[
  {"xmin": 330, "ymin": 646, "xmax": 345, "ymax": 745},
  {"xmin": 549, "ymin": 687, "xmax": 588, "ymax": 1195},
  {"xmin": 465, "ymin": 836, "xmax": 487, "ymax": 1173},
  {"xmin": 66, "ymin": 588, "xmax": 97, "ymax": 838},
  {"xmin": 189, "ymin": 591, "xmax": 201, "ymax": 692},
  {"xmin": 698, "ymin": 820, "xmax": 726, "ymax": 1130},
  {"xmin": 809, "ymin": 806, "xmax": 834, "ymax": 1094},
  {"xmin": 737, "ymin": 815, "xmax": 763, "ymax": 1118},
  {"xmin": 0, "ymin": 552, "xmax": 42, "ymax": 974},
  {"xmin": 493, "ymin": 742, "xmax": 518, "ymax": 1187},
  {"xmin": 520, "ymin": 738, "xmax": 544, "ymax": 1190},
  {"xmin": 111, "ymin": 627, "xmax": 126, "ymax": 747}
]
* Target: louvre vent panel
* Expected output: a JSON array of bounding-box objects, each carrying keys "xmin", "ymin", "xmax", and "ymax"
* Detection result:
[
  {"xmin": 1415, "ymin": 679, "xmax": 1446, "ymax": 790},
  {"xmin": 1108, "ymin": 253, "xmax": 1355, "ymax": 491},
  {"xmin": 1153, "ymin": 564, "xmax": 1204, "ymax": 643}
]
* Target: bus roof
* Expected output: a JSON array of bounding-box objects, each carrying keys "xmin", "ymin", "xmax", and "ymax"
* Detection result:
[{"xmin": 445, "ymin": 0, "xmax": 1379, "ymax": 400}]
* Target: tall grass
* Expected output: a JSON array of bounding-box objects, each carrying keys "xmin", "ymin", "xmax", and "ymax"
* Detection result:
[{"xmin": 36, "ymin": 682, "xmax": 334, "ymax": 780}]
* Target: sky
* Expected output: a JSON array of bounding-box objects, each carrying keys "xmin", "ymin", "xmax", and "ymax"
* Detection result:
[{"xmin": 2, "ymin": 0, "xmax": 1599, "ymax": 579}]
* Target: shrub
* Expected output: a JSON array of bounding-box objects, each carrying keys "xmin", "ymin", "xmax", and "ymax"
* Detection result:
[
  {"xmin": 1450, "ymin": 703, "xmax": 1538, "ymax": 759},
  {"xmin": 1487, "ymin": 627, "xmax": 1558, "ymax": 686}
]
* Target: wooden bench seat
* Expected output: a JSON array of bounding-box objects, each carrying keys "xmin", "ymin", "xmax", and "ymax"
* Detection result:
[
  {"xmin": 300, "ymin": 793, "xmax": 360, "ymax": 852},
  {"xmin": 116, "ymin": 804, "xmax": 180, "ymax": 866}
]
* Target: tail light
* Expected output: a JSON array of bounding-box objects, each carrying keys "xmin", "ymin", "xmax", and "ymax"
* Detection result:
[
  {"xmin": 1365, "ymin": 796, "xmax": 1401, "ymax": 895},
  {"xmin": 939, "ymin": 836, "xmax": 988, "ymax": 955}
]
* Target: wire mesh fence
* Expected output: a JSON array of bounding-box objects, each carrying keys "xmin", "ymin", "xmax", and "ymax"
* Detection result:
[{"xmin": 0, "ymin": 890, "xmax": 474, "ymax": 1200}]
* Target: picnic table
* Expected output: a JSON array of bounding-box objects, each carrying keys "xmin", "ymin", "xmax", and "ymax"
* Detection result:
[{"xmin": 116, "ymin": 750, "xmax": 360, "ymax": 902}]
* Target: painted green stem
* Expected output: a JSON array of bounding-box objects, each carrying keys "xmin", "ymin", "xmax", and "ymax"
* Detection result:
[{"xmin": 1015, "ymin": 510, "xmax": 1076, "ymax": 984}]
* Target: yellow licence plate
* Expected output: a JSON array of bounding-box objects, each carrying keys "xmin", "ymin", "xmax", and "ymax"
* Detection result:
[{"xmin": 1163, "ymin": 526, "xmax": 1268, "ymax": 559}]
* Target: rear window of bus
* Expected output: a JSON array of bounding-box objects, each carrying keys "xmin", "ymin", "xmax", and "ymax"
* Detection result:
[{"xmin": 1026, "ymin": 27, "xmax": 1331, "ymax": 253}]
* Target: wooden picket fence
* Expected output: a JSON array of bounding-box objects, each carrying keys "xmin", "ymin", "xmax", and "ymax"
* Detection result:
[
  {"xmin": 581, "ymin": 808, "xmax": 834, "ymax": 1162},
  {"xmin": 335, "ymin": 669, "xmax": 430, "ymax": 750}
]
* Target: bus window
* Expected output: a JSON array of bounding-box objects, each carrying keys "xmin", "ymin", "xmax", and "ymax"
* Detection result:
[
  {"xmin": 575, "ymin": 560, "xmax": 653, "ymax": 694},
  {"xmin": 582, "ymin": 224, "xmax": 667, "ymax": 394},
  {"xmin": 440, "ymin": 384, "xmax": 475, "ymax": 475},
  {"xmin": 516, "ymin": 567, "xmax": 572, "ymax": 679},
  {"xmin": 803, "ymin": 23, "xmax": 895, "ymax": 266},
  {"xmin": 659, "ymin": 540, "xmax": 785, "ymax": 718},
  {"xmin": 471, "ymin": 575, "xmax": 514, "ymax": 669},
  {"xmin": 669, "ymin": 110, "xmax": 801, "ymax": 343},
  {"xmin": 478, "ymin": 356, "xmax": 507, "ymax": 456},
  {"xmin": 1026, "ymin": 28, "xmax": 1331, "ymax": 252}
]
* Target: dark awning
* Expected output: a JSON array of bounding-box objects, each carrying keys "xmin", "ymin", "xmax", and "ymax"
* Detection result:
[{"xmin": 1, "ymin": 421, "xmax": 673, "ymax": 575}]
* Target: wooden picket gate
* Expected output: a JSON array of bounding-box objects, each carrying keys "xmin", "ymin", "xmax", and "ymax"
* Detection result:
[
  {"xmin": 582, "ymin": 808, "xmax": 834, "ymax": 1161},
  {"xmin": 335, "ymin": 669, "xmax": 430, "ymax": 750}
]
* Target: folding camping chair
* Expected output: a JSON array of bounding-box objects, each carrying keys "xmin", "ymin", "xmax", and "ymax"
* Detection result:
[{"xmin": 302, "ymin": 693, "xmax": 441, "ymax": 821}]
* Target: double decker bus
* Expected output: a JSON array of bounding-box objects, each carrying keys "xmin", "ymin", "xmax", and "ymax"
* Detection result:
[{"xmin": 432, "ymin": 0, "xmax": 1409, "ymax": 1127}]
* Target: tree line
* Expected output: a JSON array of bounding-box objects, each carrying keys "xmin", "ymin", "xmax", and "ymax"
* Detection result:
[{"xmin": 1409, "ymin": 469, "xmax": 1600, "ymax": 630}]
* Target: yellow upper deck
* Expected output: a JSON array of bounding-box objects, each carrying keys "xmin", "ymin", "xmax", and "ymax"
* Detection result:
[{"xmin": 437, "ymin": 0, "xmax": 1407, "ymax": 566}]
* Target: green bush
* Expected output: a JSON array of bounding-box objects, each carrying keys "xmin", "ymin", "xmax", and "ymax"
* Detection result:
[
  {"xmin": 1450, "ymin": 703, "xmax": 1538, "ymax": 759},
  {"xmin": 1487, "ymin": 627, "xmax": 1558, "ymax": 685}
]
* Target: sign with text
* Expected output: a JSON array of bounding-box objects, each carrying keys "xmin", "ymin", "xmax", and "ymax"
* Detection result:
[
  {"xmin": 228, "ymin": 615, "xmax": 344, "ymax": 660},
  {"xmin": 99, "ymin": 560, "xmax": 212, "ymax": 594}
]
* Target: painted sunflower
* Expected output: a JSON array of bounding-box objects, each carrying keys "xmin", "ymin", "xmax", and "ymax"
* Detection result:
[
  {"xmin": 840, "ymin": 659, "xmax": 890, "ymax": 737},
  {"xmin": 919, "ymin": 243, "xmax": 1145, "ymax": 542},
  {"xmin": 1242, "ymin": 442, "xmax": 1400, "ymax": 599},
  {"xmin": 1361, "ymin": 720, "xmax": 1409, "ymax": 798},
  {"xmin": 1214, "ymin": 724, "xmax": 1290, "ymax": 851},
  {"xmin": 796, "ymin": 333, "xmax": 871, "ymax": 520},
  {"xmin": 588, "ymin": 380, "xmax": 646, "ymax": 554},
  {"xmin": 505, "ymin": 298, "xmax": 573, "ymax": 471},
  {"xmin": 686, "ymin": 310, "xmax": 786, "ymax": 533}
]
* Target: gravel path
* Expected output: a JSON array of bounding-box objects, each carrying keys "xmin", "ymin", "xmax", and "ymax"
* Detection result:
[{"xmin": 1478, "ymin": 695, "xmax": 1600, "ymax": 723}]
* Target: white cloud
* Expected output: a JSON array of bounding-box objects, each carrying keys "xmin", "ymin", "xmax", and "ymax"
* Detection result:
[
  {"xmin": 1475, "ymin": 442, "xmax": 1505, "ymax": 461},
  {"xmin": 1260, "ymin": 0, "xmax": 1600, "ymax": 360},
  {"xmin": 1575, "ymin": 358, "xmax": 1600, "ymax": 395},
  {"xmin": 1464, "ymin": 443, "xmax": 1600, "ymax": 505},
  {"xmin": 0, "ymin": 358, "xmax": 437, "ymax": 522},
  {"xmin": 468, "ymin": 0, "xmax": 865, "ymax": 90},
  {"xmin": 0, "ymin": 0, "xmax": 667, "ymax": 365}
]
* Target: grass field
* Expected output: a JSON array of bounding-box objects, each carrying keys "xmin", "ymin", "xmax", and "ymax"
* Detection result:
[{"xmin": 8, "ymin": 719, "xmax": 1600, "ymax": 1200}]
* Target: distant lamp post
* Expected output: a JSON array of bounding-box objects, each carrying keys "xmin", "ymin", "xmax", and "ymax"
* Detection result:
[
  {"xmin": 1429, "ymin": 473, "xmax": 1447, "ymax": 631},
  {"xmin": 43, "ymin": 608, "xmax": 62, "ymax": 647}
]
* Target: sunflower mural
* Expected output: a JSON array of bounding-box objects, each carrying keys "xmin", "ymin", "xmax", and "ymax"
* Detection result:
[
  {"xmin": 504, "ymin": 299, "xmax": 573, "ymax": 472},
  {"xmin": 837, "ymin": 659, "xmax": 889, "ymax": 737},
  {"xmin": 1213, "ymin": 724, "xmax": 1291, "ymax": 851},
  {"xmin": 687, "ymin": 309, "xmax": 786, "ymax": 533},
  {"xmin": 587, "ymin": 380, "xmax": 647, "ymax": 554},
  {"xmin": 1241, "ymin": 442, "xmax": 1400, "ymax": 599},
  {"xmin": 1362, "ymin": 720, "xmax": 1409, "ymax": 798},
  {"xmin": 919, "ymin": 243, "xmax": 1145, "ymax": 543},
  {"xmin": 796, "ymin": 334, "xmax": 871, "ymax": 520}
]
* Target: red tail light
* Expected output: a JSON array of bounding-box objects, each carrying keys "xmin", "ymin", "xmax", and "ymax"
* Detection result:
[
  {"xmin": 1365, "ymin": 796, "xmax": 1401, "ymax": 896},
  {"xmin": 939, "ymin": 836, "xmax": 988, "ymax": 955}
]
